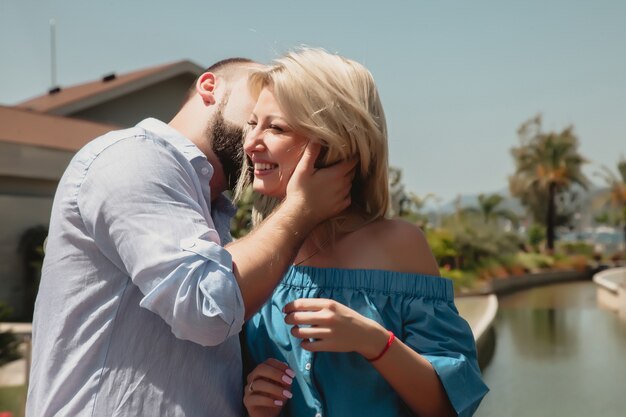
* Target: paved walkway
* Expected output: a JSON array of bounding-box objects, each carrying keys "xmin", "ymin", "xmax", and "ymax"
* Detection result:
[
  {"xmin": 0, "ymin": 359, "xmax": 25, "ymax": 386},
  {"xmin": 0, "ymin": 323, "xmax": 31, "ymax": 387}
]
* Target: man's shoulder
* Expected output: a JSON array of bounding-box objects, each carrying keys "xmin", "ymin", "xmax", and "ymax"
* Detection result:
[
  {"xmin": 75, "ymin": 125, "xmax": 147, "ymax": 162},
  {"xmin": 73, "ymin": 123, "xmax": 187, "ymax": 171},
  {"xmin": 63, "ymin": 124, "xmax": 196, "ymax": 200}
]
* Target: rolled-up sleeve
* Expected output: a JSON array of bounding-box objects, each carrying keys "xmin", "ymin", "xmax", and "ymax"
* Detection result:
[
  {"xmin": 77, "ymin": 136, "xmax": 245, "ymax": 346},
  {"xmin": 403, "ymin": 297, "xmax": 489, "ymax": 417}
]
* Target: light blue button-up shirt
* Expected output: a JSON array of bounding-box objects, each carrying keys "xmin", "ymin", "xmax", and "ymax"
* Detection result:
[{"xmin": 27, "ymin": 118, "xmax": 246, "ymax": 417}]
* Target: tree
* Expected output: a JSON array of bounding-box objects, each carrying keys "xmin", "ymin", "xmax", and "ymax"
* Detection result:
[
  {"xmin": 509, "ymin": 115, "xmax": 589, "ymax": 251},
  {"xmin": 509, "ymin": 178, "xmax": 583, "ymax": 231},
  {"xmin": 595, "ymin": 156, "xmax": 626, "ymax": 251},
  {"xmin": 461, "ymin": 193, "xmax": 519, "ymax": 228},
  {"xmin": 388, "ymin": 166, "xmax": 407, "ymax": 218},
  {"xmin": 388, "ymin": 166, "xmax": 436, "ymax": 225}
]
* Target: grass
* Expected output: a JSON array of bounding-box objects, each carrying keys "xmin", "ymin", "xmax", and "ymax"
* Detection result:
[{"xmin": 0, "ymin": 385, "xmax": 26, "ymax": 417}]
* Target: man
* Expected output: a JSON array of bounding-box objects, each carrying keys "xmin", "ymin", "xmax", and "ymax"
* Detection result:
[{"xmin": 26, "ymin": 58, "xmax": 353, "ymax": 417}]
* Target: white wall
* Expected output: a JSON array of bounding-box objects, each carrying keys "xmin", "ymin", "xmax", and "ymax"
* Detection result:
[
  {"xmin": 0, "ymin": 142, "xmax": 72, "ymax": 181},
  {"xmin": 0, "ymin": 142, "xmax": 73, "ymax": 318}
]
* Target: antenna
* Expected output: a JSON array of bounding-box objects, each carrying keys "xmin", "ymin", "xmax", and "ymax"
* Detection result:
[{"xmin": 49, "ymin": 18, "xmax": 58, "ymax": 93}]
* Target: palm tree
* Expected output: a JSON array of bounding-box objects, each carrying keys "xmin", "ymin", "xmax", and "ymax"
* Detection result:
[
  {"xmin": 462, "ymin": 193, "xmax": 519, "ymax": 228},
  {"xmin": 595, "ymin": 157, "xmax": 626, "ymax": 251},
  {"xmin": 388, "ymin": 166, "xmax": 436, "ymax": 225},
  {"xmin": 509, "ymin": 115, "xmax": 589, "ymax": 251}
]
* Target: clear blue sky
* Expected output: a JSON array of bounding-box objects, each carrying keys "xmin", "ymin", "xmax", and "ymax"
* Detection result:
[{"xmin": 1, "ymin": 0, "xmax": 625, "ymax": 202}]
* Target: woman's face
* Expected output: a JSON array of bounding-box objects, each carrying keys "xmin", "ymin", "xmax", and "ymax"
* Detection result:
[{"xmin": 244, "ymin": 87, "xmax": 308, "ymax": 199}]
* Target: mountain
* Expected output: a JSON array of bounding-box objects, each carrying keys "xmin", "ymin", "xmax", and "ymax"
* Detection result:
[
  {"xmin": 434, "ymin": 187, "xmax": 523, "ymax": 215},
  {"xmin": 430, "ymin": 183, "xmax": 608, "ymax": 227}
]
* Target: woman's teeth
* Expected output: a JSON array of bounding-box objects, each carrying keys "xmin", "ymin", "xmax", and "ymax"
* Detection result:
[{"xmin": 254, "ymin": 162, "xmax": 278, "ymax": 171}]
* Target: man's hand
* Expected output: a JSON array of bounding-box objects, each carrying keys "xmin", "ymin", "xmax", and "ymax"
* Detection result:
[
  {"xmin": 284, "ymin": 141, "xmax": 356, "ymax": 228},
  {"xmin": 226, "ymin": 142, "xmax": 356, "ymax": 319}
]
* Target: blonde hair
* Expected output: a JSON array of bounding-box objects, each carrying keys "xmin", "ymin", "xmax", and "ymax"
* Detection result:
[{"xmin": 235, "ymin": 47, "xmax": 389, "ymax": 241}]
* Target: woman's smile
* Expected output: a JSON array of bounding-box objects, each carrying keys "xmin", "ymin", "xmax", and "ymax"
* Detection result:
[
  {"xmin": 244, "ymin": 87, "xmax": 308, "ymax": 198},
  {"xmin": 253, "ymin": 161, "xmax": 279, "ymax": 176}
]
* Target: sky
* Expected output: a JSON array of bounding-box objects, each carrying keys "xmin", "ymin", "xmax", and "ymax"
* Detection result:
[{"xmin": 1, "ymin": 0, "xmax": 625, "ymax": 203}]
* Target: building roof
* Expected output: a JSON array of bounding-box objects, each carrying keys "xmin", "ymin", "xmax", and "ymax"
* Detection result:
[
  {"xmin": 16, "ymin": 60, "xmax": 204, "ymax": 116},
  {"xmin": 0, "ymin": 106, "xmax": 118, "ymax": 152}
]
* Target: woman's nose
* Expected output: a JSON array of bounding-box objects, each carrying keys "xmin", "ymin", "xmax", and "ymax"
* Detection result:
[{"xmin": 244, "ymin": 127, "xmax": 266, "ymax": 153}]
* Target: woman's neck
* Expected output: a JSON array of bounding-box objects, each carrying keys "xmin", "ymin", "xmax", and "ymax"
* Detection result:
[{"xmin": 293, "ymin": 211, "xmax": 370, "ymax": 266}]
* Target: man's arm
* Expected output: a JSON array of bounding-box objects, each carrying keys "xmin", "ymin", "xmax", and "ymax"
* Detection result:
[
  {"xmin": 79, "ymin": 138, "xmax": 352, "ymax": 345},
  {"xmin": 227, "ymin": 142, "xmax": 355, "ymax": 319},
  {"xmin": 79, "ymin": 137, "xmax": 244, "ymax": 346}
]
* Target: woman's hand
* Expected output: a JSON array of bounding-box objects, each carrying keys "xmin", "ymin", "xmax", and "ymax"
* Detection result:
[
  {"xmin": 244, "ymin": 358, "xmax": 295, "ymax": 417},
  {"xmin": 283, "ymin": 298, "xmax": 389, "ymax": 359}
]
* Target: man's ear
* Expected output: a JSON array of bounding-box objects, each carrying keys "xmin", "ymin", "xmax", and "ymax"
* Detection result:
[{"xmin": 196, "ymin": 72, "xmax": 217, "ymax": 105}]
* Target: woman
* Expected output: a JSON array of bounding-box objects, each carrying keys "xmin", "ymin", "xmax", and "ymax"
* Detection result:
[{"xmin": 237, "ymin": 48, "xmax": 488, "ymax": 417}]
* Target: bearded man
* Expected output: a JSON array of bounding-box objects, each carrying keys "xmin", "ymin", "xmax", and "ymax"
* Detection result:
[{"xmin": 26, "ymin": 58, "xmax": 354, "ymax": 417}]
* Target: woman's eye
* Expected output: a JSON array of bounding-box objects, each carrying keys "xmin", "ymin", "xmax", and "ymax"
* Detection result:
[
  {"xmin": 246, "ymin": 120, "xmax": 257, "ymax": 127},
  {"xmin": 269, "ymin": 124, "xmax": 284, "ymax": 132}
]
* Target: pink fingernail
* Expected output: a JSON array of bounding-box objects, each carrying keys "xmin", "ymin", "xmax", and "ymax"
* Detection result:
[
  {"xmin": 283, "ymin": 390, "xmax": 293, "ymax": 399},
  {"xmin": 274, "ymin": 400, "xmax": 283, "ymax": 406},
  {"xmin": 282, "ymin": 375, "xmax": 293, "ymax": 384},
  {"xmin": 285, "ymin": 368, "xmax": 296, "ymax": 378}
]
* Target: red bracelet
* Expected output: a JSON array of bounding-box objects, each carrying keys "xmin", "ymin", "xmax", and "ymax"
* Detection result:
[{"xmin": 367, "ymin": 330, "xmax": 395, "ymax": 362}]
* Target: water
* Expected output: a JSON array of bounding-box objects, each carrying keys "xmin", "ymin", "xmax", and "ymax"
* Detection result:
[{"xmin": 476, "ymin": 281, "xmax": 626, "ymax": 417}]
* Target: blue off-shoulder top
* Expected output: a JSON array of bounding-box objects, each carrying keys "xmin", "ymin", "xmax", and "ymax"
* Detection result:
[{"xmin": 244, "ymin": 265, "xmax": 489, "ymax": 417}]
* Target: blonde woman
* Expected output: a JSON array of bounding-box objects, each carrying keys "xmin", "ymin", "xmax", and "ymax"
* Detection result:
[{"xmin": 239, "ymin": 48, "xmax": 488, "ymax": 417}]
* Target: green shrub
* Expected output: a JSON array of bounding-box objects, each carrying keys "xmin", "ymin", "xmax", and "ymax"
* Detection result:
[
  {"xmin": 230, "ymin": 187, "xmax": 254, "ymax": 239},
  {"xmin": 0, "ymin": 304, "xmax": 21, "ymax": 367},
  {"xmin": 439, "ymin": 267, "xmax": 477, "ymax": 290},
  {"xmin": 426, "ymin": 229, "xmax": 458, "ymax": 265},
  {"xmin": 557, "ymin": 241, "xmax": 594, "ymax": 257},
  {"xmin": 514, "ymin": 252, "xmax": 554, "ymax": 272}
]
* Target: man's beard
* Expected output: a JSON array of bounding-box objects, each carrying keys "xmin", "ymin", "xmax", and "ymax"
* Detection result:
[{"xmin": 207, "ymin": 109, "xmax": 245, "ymax": 191}]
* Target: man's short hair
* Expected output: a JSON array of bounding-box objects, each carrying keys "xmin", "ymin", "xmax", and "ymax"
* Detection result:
[
  {"xmin": 181, "ymin": 57, "xmax": 256, "ymax": 104},
  {"xmin": 206, "ymin": 57, "xmax": 256, "ymax": 79}
]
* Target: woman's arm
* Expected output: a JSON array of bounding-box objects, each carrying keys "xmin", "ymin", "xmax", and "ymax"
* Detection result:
[
  {"xmin": 364, "ymin": 220, "xmax": 456, "ymax": 415},
  {"xmin": 283, "ymin": 220, "xmax": 459, "ymax": 416},
  {"xmin": 283, "ymin": 299, "xmax": 456, "ymax": 417},
  {"xmin": 367, "ymin": 326, "xmax": 457, "ymax": 417}
]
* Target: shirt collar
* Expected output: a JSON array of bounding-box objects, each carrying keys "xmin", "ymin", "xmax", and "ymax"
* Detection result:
[
  {"xmin": 137, "ymin": 118, "xmax": 236, "ymax": 218},
  {"xmin": 213, "ymin": 193, "xmax": 238, "ymax": 217},
  {"xmin": 137, "ymin": 118, "xmax": 207, "ymax": 163}
]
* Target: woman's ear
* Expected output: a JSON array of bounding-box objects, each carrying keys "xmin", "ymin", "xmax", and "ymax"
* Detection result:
[{"xmin": 196, "ymin": 72, "xmax": 217, "ymax": 105}]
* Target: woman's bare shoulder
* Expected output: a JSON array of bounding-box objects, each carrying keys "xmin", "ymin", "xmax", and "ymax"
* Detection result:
[{"xmin": 338, "ymin": 218, "xmax": 440, "ymax": 276}]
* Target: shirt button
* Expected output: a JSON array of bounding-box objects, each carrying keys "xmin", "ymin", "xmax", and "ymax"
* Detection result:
[
  {"xmin": 201, "ymin": 167, "xmax": 210, "ymax": 175},
  {"xmin": 305, "ymin": 362, "xmax": 312, "ymax": 371}
]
